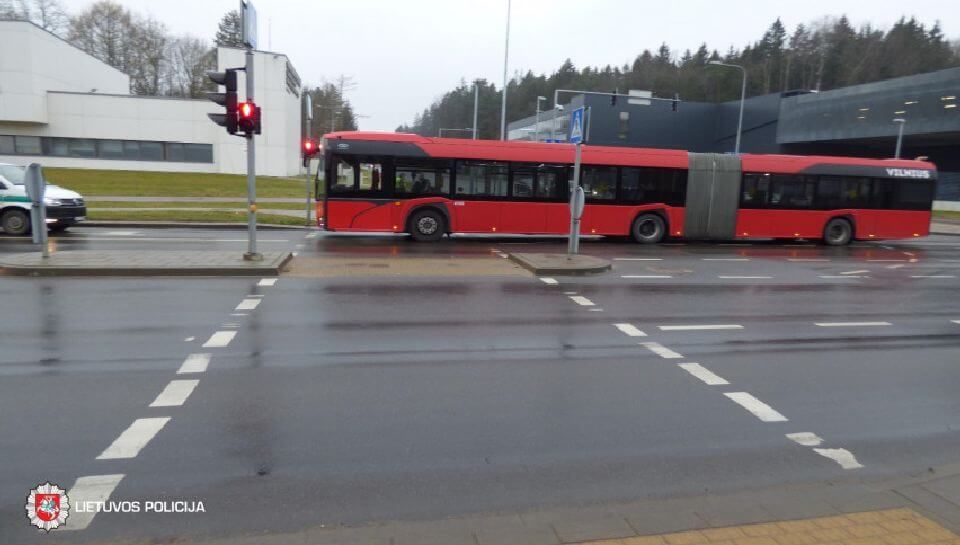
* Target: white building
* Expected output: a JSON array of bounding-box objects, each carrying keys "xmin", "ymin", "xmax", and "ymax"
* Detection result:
[{"xmin": 0, "ymin": 20, "xmax": 301, "ymax": 177}]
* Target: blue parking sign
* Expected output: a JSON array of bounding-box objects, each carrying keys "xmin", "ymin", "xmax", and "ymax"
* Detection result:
[{"xmin": 568, "ymin": 107, "xmax": 585, "ymax": 144}]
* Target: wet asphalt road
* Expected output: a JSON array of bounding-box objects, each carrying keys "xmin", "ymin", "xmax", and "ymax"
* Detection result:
[{"xmin": 2, "ymin": 227, "xmax": 960, "ymax": 543}]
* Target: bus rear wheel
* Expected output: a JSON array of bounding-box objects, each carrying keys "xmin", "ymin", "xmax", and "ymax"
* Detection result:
[
  {"xmin": 823, "ymin": 218, "xmax": 853, "ymax": 246},
  {"xmin": 631, "ymin": 213, "xmax": 666, "ymax": 244},
  {"xmin": 408, "ymin": 209, "xmax": 445, "ymax": 242}
]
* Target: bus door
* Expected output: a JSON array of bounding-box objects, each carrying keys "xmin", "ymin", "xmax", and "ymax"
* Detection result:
[
  {"xmin": 499, "ymin": 166, "xmax": 546, "ymax": 234},
  {"xmin": 452, "ymin": 161, "xmax": 507, "ymax": 233}
]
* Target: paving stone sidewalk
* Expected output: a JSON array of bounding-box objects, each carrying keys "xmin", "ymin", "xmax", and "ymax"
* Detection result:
[{"xmin": 0, "ymin": 250, "xmax": 292, "ymax": 276}]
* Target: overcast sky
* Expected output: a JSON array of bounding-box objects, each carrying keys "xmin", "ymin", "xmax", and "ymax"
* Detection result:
[{"xmin": 58, "ymin": 0, "xmax": 959, "ymax": 131}]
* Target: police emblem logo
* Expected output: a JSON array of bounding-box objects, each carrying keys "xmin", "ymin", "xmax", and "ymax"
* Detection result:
[{"xmin": 26, "ymin": 483, "xmax": 70, "ymax": 532}]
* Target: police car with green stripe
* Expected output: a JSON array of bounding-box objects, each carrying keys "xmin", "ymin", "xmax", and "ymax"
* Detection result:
[{"xmin": 0, "ymin": 163, "xmax": 86, "ymax": 235}]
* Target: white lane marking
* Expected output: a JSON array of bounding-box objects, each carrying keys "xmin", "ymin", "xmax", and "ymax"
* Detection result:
[
  {"xmin": 222, "ymin": 323, "xmax": 240, "ymax": 328},
  {"xmin": 678, "ymin": 363, "xmax": 729, "ymax": 385},
  {"xmin": 639, "ymin": 342, "xmax": 683, "ymax": 359},
  {"xmin": 96, "ymin": 418, "xmax": 170, "ymax": 459},
  {"xmin": 230, "ymin": 313, "xmax": 248, "ymax": 317},
  {"xmin": 614, "ymin": 257, "xmax": 663, "ymax": 261},
  {"xmin": 589, "ymin": 308, "xmax": 604, "ymax": 312},
  {"xmin": 840, "ymin": 270, "xmax": 869, "ymax": 275},
  {"xmin": 882, "ymin": 245, "xmax": 896, "ymax": 250},
  {"xmin": 622, "ymin": 275, "xmax": 673, "ymax": 279},
  {"xmin": 61, "ymin": 474, "xmax": 125, "ymax": 531},
  {"xmin": 202, "ymin": 331, "xmax": 236, "ymax": 348},
  {"xmin": 177, "ymin": 353, "xmax": 211, "ymax": 374},
  {"xmin": 788, "ymin": 258, "xmax": 830, "ymax": 262},
  {"xmin": 887, "ymin": 264, "xmax": 905, "ymax": 269},
  {"xmin": 258, "ymin": 278, "xmax": 277, "ymax": 287},
  {"xmin": 563, "ymin": 291, "xmax": 578, "ymax": 295},
  {"xmin": 724, "ymin": 392, "xmax": 789, "ymax": 422},
  {"xmin": 236, "ymin": 298, "xmax": 262, "ymax": 311},
  {"xmin": 149, "ymin": 380, "xmax": 200, "ymax": 407},
  {"xmin": 103, "ymin": 231, "xmax": 140, "ymax": 236},
  {"xmin": 952, "ymin": 320, "xmax": 960, "ymax": 325},
  {"xmin": 614, "ymin": 323, "xmax": 647, "ymax": 337},
  {"xmin": 569, "ymin": 295, "xmax": 595, "ymax": 306},
  {"xmin": 183, "ymin": 336, "xmax": 195, "ymax": 342},
  {"xmin": 867, "ymin": 259, "xmax": 907, "ymax": 262},
  {"xmin": 786, "ymin": 432, "xmax": 824, "ymax": 447},
  {"xmin": 819, "ymin": 275, "xmax": 868, "ymax": 279},
  {"xmin": 911, "ymin": 275, "xmax": 956, "ymax": 279},
  {"xmin": 814, "ymin": 321, "xmax": 891, "ymax": 327},
  {"xmin": 813, "ymin": 447, "xmax": 864, "ymax": 469},
  {"xmin": 718, "ymin": 276, "xmax": 772, "ymax": 279},
  {"xmin": 539, "ymin": 277, "xmax": 559, "ymax": 285},
  {"xmin": 658, "ymin": 324, "xmax": 744, "ymax": 331},
  {"xmin": 904, "ymin": 251, "xmax": 916, "ymax": 257},
  {"xmin": 703, "ymin": 258, "xmax": 750, "ymax": 261}
]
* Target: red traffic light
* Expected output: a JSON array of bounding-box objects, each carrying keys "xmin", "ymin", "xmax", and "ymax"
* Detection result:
[
  {"xmin": 304, "ymin": 140, "xmax": 314, "ymax": 152},
  {"xmin": 239, "ymin": 101, "xmax": 255, "ymax": 119}
]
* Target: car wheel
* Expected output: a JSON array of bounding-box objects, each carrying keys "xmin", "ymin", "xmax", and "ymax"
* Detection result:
[
  {"xmin": 409, "ymin": 209, "xmax": 445, "ymax": 242},
  {"xmin": 1, "ymin": 209, "xmax": 31, "ymax": 236},
  {"xmin": 631, "ymin": 213, "xmax": 666, "ymax": 244},
  {"xmin": 823, "ymin": 218, "xmax": 853, "ymax": 246}
]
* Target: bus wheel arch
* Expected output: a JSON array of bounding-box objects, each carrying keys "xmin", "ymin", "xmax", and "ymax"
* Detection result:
[
  {"xmin": 823, "ymin": 216, "xmax": 855, "ymax": 246},
  {"xmin": 630, "ymin": 211, "xmax": 668, "ymax": 244},
  {"xmin": 406, "ymin": 206, "xmax": 448, "ymax": 242}
]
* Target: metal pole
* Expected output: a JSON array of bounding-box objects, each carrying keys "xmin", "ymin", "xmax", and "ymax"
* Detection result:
[
  {"xmin": 535, "ymin": 102, "xmax": 541, "ymax": 143},
  {"xmin": 305, "ymin": 106, "xmax": 312, "ymax": 227},
  {"xmin": 244, "ymin": 48, "xmax": 261, "ymax": 261},
  {"xmin": 473, "ymin": 81, "xmax": 479, "ymax": 140},
  {"xmin": 735, "ymin": 66, "xmax": 746, "ymax": 155},
  {"xmin": 895, "ymin": 120, "xmax": 905, "ymax": 159},
  {"xmin": 499, "ymin": 0, "xmax": 511, "ymax": 140},
  {"xmin": 568, "ymin": 142, "xmax": 582, "ymax": 254}
]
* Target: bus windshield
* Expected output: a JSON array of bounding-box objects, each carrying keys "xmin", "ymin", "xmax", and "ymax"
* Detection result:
[{"xmin": 313, "ymin": 156, "xmax": 326, "ymax": 199}]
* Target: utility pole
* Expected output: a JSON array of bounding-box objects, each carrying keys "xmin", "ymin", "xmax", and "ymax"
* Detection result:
[
  {"xmin": 473, "ymin": 80, "xmax": 480, "ymax": 140},
  {"xmin": 894, "ymin": 118, "xmax": 906, "ymax": 159},
  {"xmin": 499, "ymin": 0, "xmax": 511, "ymax": 140},
  {"xmin": 305, "ymin": 93, "xmax": 313, "ymax": 226},
  {"xmin": 241, "ymin": 0, "xmax": 260, "ymax": 261}
]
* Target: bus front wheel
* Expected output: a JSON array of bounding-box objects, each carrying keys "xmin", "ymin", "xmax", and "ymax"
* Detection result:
[
  {"xmin": 823, "ymin": 218, "xmax": 853, "ymax": 246},
  {"xmin": 408, "ymin": 209, "xmax": 445, "ymax": 242},
  {"xmin": 631, "ymin": 213, "xmax": 666, "ymax": 244}
]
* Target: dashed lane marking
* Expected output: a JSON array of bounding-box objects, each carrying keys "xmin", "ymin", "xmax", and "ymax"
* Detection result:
[
  {"xmin": 703, "ymin": 258, "xmax": 750, "ymax": 261},
  {"xmin": 177, "ymin": 353, "xmax": 211, "ymax": 374},
  {"xmin": 613, "ymin": 257, "xmax": 663, "ymax": 261},
  {"xmin": 911, "ymin": 275, "xmax": 957, "ymax": 279},
  {"xmin": 658, "ymin": 324, "xmax": 744, "ymax": 331},
  {"xmin": 819, "ymin": 275, "xmax": 868, "ymax": 279},
  {"xmin": 786, "ymin": 432, "xmax": 824, "ymax": 446},
  {"xmin": 258, "ymin": 278, "xmax": 277, "ymax": 287},
  {"xmin": 678, "ymin": 363, "xmax": 730, "ymax": 386},
  {"xmin": 639, "ymin": 342, "xmax": 683, "ymax": 359},
  {"xmin": 718, "ymin": 275, "xmax": 772, "ymax": 279},
  {"xmin": 236, "ymin": 298, "xmax": 262, "ymax": 311},
  {"xmin": 589, "ymin": 308, "xmax": 604, "ymax": 312},
  {"xmin": 952, "ymin": 320, "xmax": 960, "ymax": 325},
  {"xmin": 613, "ymin": 323, "xmax": 647, "ymax": 337},
  {"xmin": 622, "ymin": 275, "xmax": 673, "ymax": 279},
  {"xmin": 248, "ymin": 294, "xmax": 264, "ymax": 298},
  {"xmin": 813, "ymin": 447, "xmax": 864, "ymax": 469},
  {"xmin": 183, "ymin": 336, "xmax": 195, "ymax": 342},
  {"xmin": 202, "ymin": 331, "xmax": 236, "ymax": 348},
  {"xmin": 96, "ymin": 418, "xmax": 170, "ymax": 460},
  {"xmin": 539, "ymin": 277, "xmax": 559, "ymax": 285},
  {"xmin": 724, "ymin": 392, "xmax": 789, "ymax": 422},
  {"xmin": 814, "ymin": 321, "xmax": 891, "ymax": 327},
  {"xmin": 840, "ymin": 270, "xmax": 870, "ymax": 275},
  {"xmin": 60, "ymin": 474, "xmax": 125, "ymax": 531},
  {"xmin": 887, "ymin": 264, "xmax": 905, "ymax": 269},
  {"xmin": 868, "ymin": 259, "xmax": 907, "ymax": 262},
  {"xmin": 149, "ymin": 380, "xmax": 200, "ymax": 407},
  {"xmin": 230, "ymin": 313, "xmax": 248, "ymax": 317},
  {"xmin": 569, "ymin": 295, "xmax": 595, "ymax": 306}
]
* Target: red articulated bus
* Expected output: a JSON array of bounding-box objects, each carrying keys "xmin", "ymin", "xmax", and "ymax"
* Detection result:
[{"xmin": 314, "ymin": 131, "xmax": 937, "ymax": 245}]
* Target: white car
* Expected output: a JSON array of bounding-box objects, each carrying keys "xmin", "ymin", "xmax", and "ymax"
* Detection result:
[{"xmin": 0, "ymin": 163, "xmax": 86, "ymax": 235}]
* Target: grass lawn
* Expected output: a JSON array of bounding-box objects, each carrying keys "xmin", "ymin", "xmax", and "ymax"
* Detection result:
[
  {"xmin": 87, "ymin": 209, "xmax": 305, "ymax": 226},
  {"xmin": 933, "ymin": 210, "xmax": 960, "ymax": 221},
  {"xmin": 86, "ymin": 201, "xmax": 309, "ymax": 210},
  {"xmin": 44, "ymin": 168, "xmax": 309, "ymax": 198}
]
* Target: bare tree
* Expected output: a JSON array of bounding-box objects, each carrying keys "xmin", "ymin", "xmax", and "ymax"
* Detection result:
[
  {"xmin": 67, "ymin": 0, "xmax": 134, "ymax": 73},
  {"xmin": 127, "ymin": 16, "xmax": 168, "ymax": 95},
  {"xmin": 0, "ymin": 0, "xmax": 30, "ymax": 20},
  {"xmin": 30, "ymin": 0, "xmax": 66, "ymax": 34},
  {"xmin": 166, "ymin": 36, "xmax": 215, "ymax": 98}
]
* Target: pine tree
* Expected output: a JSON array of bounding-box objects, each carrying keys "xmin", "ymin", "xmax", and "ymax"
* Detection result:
[{"xmin": 214, "ymin": 10, "xmax": 242, "ymax": 47}]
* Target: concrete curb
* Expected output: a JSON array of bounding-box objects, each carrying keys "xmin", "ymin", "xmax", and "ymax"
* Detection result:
[
  {"xmin": 0, "ymin": 252, "xmax": 294, "ymax": 277},
  {"xmin": 508, "ymin": 252, "xmax": 612, "ymax": 276},
  {"xmin": 81, "ymin": 221, "xmax": 308, "ymax": 230}
]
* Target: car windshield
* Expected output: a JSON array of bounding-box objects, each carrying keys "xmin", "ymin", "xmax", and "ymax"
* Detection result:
[{"xmin": 0, "ymin": 165, "xmax": 25, "ymax": 185}]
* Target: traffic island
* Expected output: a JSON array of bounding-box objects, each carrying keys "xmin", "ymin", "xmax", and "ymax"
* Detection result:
[
  {"xmin": 0, "ymin": 250, "xmax": 293, "ymax": 277},
  {"xmin": 509, "ymin": 252, "xmax": 612, "ymax": 276}
]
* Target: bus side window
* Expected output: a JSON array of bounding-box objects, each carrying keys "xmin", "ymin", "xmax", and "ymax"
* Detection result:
[
  {"xmin": 871, "ymin": 179, "xmax": 896, "ymax": 209},
  {"xmin": 895, "ymin": 179, "xmax": 936, "ymax": 210},
  {"xmin": 358, "ymin": 162, "xmax": 383, "ymax": 192},
  {"xmin": 740, "ymin": 174, "xmax": 768, "ymax": 208},
  {"xmin": 535, "ymin": 170, "xmax": 560, "ymax": 199},
  {"xmin": 331, "ymin": 159, "xmax": 356, "ymax": 192}
]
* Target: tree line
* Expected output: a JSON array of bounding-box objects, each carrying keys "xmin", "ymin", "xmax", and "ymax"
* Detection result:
[{"xmin": 398, "ymin": 16, "xmax": 960, "ymax": 139}]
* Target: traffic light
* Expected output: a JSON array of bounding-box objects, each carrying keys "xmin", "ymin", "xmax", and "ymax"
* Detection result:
[
  {"xmin": 302, "ymin": 139, "xmax": 320, "ymax": 167},
  {"xmin": 206, "ymin": 69, "xmax": 240, "ymax": 134},
  {"xmin": 238, "ymin": 101, "xmax": 261, "ymax": 135}
]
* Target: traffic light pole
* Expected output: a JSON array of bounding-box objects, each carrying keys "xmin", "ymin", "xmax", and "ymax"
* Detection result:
[{"xmin": 243, "ymin": 48, "xmax": 261, "ymax": 261}]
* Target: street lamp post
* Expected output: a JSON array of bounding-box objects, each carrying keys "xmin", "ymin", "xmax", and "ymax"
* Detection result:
[
  {"xmin": 535, "ymin": 96, "xmax": 546, "ymax": 142},
  {"xmin": 893, "ymin": 118, "xmax": 906, "ymax": 159},
  {"xmin": 499, "ymin": 0, "xmax": 511, "ymax": 140},
  {"xmin": 552, "ymin": 104, "xmax": 564, "ymax": 142},
  {"xmin": 708, "ymin": 60, "xmax": 747, "ymax": 155},
  {"xmin": 473, "ymin": 80, "xmax": 480, "ymax": 140}
]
